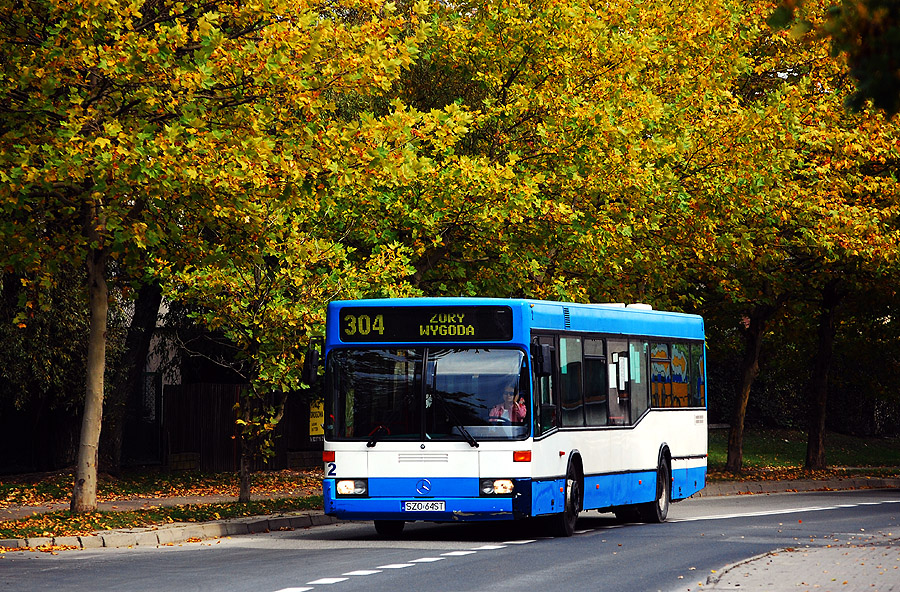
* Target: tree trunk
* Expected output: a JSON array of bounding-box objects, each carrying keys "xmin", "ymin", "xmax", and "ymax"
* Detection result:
[
  {"xmin": 805, "ymin": 281, "xmax": 841, "ymax": 471},
  {"xmin": 725, "ymin": 305, "xmax": 775, "ymax": 473},
  {"xmin": 71, "ymin": 248, "xmax": 108, "ymax": 512},
  {"xmin": 239, "ymin": 432, "xmax": 253, "ymax": 503},
  {"xmin": 100, "ymin": 280, "xmax": 163, "ymax": 473},
  {"xmin": 238, "ymin": 393, "xmax": 254, "ymax": 503}
]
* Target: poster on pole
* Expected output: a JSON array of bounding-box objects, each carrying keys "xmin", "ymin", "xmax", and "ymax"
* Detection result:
[{"xmin": 309, "ymin": 400, "xmax": 324, "ymax": 441}]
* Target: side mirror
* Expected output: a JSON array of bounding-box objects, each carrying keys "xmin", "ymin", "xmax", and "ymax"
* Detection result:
[
  {"xmin": 531, "ymin": 343, "xmax": 554, "ymax": 377},
  {"xmin": 302, "ymin": 337, "xmax": 322, "ymax": 386}
]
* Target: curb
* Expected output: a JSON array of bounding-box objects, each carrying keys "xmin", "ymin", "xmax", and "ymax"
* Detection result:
[
  {"xmin": 696, "ymin": 477, "xmax": 900, "ymax": 497},
  {"xmin": 0, "ymin": 511, "xmax": 341, "ymax": 551}
]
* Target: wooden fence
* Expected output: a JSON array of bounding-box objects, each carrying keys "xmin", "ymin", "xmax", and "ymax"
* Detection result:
[{"xmin": 162, "ymin": 383, "xmax": 321, "ymax": 472}]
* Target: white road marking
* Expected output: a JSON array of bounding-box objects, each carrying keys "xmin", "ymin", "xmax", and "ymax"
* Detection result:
[
  {"xmin": 471, "ymin": 544, "xmax": 506, "ymax": 550},
  {"xmin": 274, "ymin": 527, "xmax": 548, "ymax": 591},
  {"xmin": 672, "ymin": 499, "xmax": 900, "ymax": 522}
]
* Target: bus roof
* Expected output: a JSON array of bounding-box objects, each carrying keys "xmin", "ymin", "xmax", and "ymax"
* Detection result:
[{"xmin": 328, "ymin": 298, "xmax": 704, "ymax": 342}]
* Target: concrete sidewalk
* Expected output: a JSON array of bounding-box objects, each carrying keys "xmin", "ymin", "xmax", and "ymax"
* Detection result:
[
  {"xmin": 686, "ymin": 532, "xmax": 900, "ymax": 592},
  {"xmin": 1, "ymin": 476, "xmax": 898, "ymax": 552}
]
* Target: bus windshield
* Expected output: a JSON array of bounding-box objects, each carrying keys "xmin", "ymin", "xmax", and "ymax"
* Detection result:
[{"xmin": 328, "ymin": 348, "xmax": 528, "ymax": 442}]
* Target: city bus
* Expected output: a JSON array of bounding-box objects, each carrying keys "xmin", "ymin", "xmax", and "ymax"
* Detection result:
[{"xmin": 321, "ymin": 297, "xmax": 707, "ymax": 536}]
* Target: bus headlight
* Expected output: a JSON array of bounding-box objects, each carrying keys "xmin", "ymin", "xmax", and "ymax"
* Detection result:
[
  {"xmin": 480, "ymin": 479, "xmax": 515, "ymax": 496},
  {"xmin": 336, "ymin": 479, "xmax": 367, "ymax": 496}
]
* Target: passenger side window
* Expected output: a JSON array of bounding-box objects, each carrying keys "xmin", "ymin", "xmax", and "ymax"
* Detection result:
[
  {"xmin": 651, "ymin": 343, "xmax": 671, "ymax": 408},
  {"xmin": 559, "ymin": 337, "xmax": 584, "ymax": 427},
  {"xmin": 671, "ymin": 343, "xmax": 691, "ymax": 408},
  {"xmin": 691, "ymin": 343, "xmax": 706, "ymax": 407},
  {"xmin": 584, "ymin": 339, "xmax": 607, "ymax": 426},
  {"xmin": 607, "ymin": 339, "xmax": 629, "ymax": 425},
  {"xmin": 630, "ymin": 341, "xmax": 649, "ymax": 420}
]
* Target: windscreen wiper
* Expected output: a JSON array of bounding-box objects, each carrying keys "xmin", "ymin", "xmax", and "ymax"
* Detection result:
[
  {"xmin": 431, "ymin": 391, "xmax": 479, "ymax": 448},
  {"xmin": 366, "ymin": 424, "xmax": 389, "ymax": 448},
  {"xmin": 367, "ymin": 389, "xmax": 418, "ymax": 448}
]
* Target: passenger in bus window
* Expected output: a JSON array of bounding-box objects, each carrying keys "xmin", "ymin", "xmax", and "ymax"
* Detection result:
[{"xmin": 490, "ymin": 385, "xmax": 527, "ymax": 423}]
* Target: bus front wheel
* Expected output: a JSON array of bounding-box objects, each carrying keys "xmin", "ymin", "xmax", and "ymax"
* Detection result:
[{"xmin": 551, "ymin": 463, "xmax": 582, "ymax": 537}]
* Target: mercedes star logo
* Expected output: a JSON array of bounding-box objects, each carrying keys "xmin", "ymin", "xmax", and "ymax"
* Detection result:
[{"xmin": 415, "ymin": 479, "xmax": 432, "ymax": 495}]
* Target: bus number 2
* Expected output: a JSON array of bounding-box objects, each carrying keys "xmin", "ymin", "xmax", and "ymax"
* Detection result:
[{"xmin": 327, "ymin": 462, "xmax": 337, "ymax": 476}]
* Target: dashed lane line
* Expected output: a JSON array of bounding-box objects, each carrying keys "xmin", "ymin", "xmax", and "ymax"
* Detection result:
[{"xmin": 274, "ymin": 539, "xmax": 537, "ymax": 592}]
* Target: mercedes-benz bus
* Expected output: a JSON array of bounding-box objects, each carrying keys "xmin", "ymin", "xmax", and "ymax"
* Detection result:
[{"xmin": 321, "ymin": 298, "xmax": 706, "ymax": 536}]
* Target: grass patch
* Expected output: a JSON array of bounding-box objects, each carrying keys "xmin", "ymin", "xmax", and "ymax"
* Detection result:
[
  {"xmin": 1, "ymin": 469, "xmax": 321, "ymax": 508},
  {"xmin": 708, "ymin": 428, "xmax": 900, "ymax": 481}
]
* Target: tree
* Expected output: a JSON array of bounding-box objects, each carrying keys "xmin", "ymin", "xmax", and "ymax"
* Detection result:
[
  {"xmin": 0, "ymin": 0, "xmax": 447, "ymax": 511},
  {"xmin": 320, "ymin": 0, "xmax": 900, "ymax": 478},
  {"xmin": 772, "ymin": 0, "xmax": 900, "ymax": 116},
  {"xmin": 333, "ymin": 0, "xmax": 775, "ymax": 303},
  {"xmin": 162, "ymin": 204, "xmax": 421, "ymax": 500}
]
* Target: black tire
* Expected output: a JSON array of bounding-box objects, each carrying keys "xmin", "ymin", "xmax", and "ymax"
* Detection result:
[
  {"xmin": 551, "ymin": 462, "xmax": 582, "ymax": 537},
  {"xmin": 638, "ymin": 458, "xmax": 670, "ymax": 523},
  {"xmin": 373, "ymin": 520, "xmax": 405, "ymax": 537}
]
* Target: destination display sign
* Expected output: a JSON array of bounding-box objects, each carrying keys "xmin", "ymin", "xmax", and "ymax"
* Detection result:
[{"xmin": 338, "ymin": 306, "xmax": 514, "ymax": 343}]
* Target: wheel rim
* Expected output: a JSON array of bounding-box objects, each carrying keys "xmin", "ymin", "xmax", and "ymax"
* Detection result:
[
  {"xmin": 656, "ymin": 465, "xmax": 669, "ymax": 516},
  {"xmin": 565, "ymin": 472, "xmax": 580, "ymax": 524}
]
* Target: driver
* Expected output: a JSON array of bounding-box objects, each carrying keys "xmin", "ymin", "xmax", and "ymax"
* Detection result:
[{"xmin": 490, "ymin": 385, "xmax": 527, "ymax": 423}]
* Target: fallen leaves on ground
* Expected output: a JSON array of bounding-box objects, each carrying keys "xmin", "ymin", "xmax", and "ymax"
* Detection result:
[
  {"xmin": 708, "ymin": 466, "xmax": 900, "ymax": 482},
  {"xmin": 1, "ymin": 468, "xmax": 324, "ymax": 510}
]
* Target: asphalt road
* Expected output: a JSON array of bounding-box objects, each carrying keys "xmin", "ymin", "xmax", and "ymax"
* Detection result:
[{"xmin": 2, "ymin": 489, "xmax": 899, "ymax": 592}]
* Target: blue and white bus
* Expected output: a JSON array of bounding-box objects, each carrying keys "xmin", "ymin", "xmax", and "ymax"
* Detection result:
[{"xmin": 322, "ymin": 298, "xmax": 707, "ymax": 536}]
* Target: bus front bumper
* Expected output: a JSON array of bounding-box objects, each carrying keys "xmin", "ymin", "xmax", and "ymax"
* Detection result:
[{"xmin": 323, "ymin": 478, "xmax": 528, "ymax": 522}]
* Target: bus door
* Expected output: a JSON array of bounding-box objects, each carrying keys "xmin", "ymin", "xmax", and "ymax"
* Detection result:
[{"xmin": 532, "ymin": 335, "xmax": 557, "ymax": 435}]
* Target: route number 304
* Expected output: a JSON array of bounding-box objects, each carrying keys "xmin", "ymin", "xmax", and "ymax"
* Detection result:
[{"xmin": 342, "ymin": 314, "xmax": 385, "ymax": 337}]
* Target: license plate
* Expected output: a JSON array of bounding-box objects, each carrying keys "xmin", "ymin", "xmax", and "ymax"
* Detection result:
[{"xmin": 402, "ymin": 500, "xmax": 445, "ymax": 512}]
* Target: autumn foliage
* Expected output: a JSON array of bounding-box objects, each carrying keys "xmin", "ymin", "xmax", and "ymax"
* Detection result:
[{"xmin": 1, "ymin": 0, "xmax": 899, "ymax": 508}]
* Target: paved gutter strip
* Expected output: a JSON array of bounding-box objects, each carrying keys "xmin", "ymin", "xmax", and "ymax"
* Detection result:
[{"xmin": 693, "ymin": 477, "xmax": 900, "ymax": 497}]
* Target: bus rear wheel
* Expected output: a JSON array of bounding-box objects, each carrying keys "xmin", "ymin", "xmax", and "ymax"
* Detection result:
[
  {"xmin": 638, "ymin": 458, "xmax": 670, "ymax": 523},
  {"xmin": 373, "ymin": 520, "xmax": 405, "ymax": 537}
]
